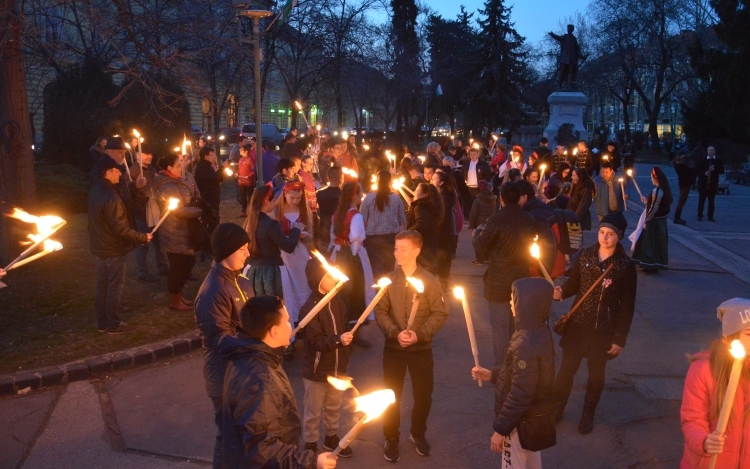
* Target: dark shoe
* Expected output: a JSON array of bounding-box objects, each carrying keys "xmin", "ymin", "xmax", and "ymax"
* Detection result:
[
  {"xmin": 708, "ymin": 218, "xmax": 716, "ymax": 222},
  {"xmin": 169, "ymin": 294, "xmax": 191, "ymax": 311},
  {"xmin": 179, "ymin": 296, "xmax": 193, "ymax": 307},
  {"xmin": 674, "ymin": 218, "xmax": 686, "ymax": 225},
  {"xmin": 578, "ymin": 411, "xmax": 595, "ymax": 435},
  {"xmin": 304, "ymin": 442, "xmax": 318, "ymax": 453},
  {"xmin": 471, "ymin": 260, "xmax": 484, "ymax": 265},
  {"xmin": 324, "ymin": 434, "xmax": 352, "ymax": 458},
  {"xmin": 137, "ymin": 274, "xmax": 159, "ymax": 283},
  {"xmin": 97, "ymin": 327, "xmax": 107, "ymax": 333},
  {"xmin": 384, "ymin": 438, "xmax": 400, "ymax": 463},
  {"xmin": 409, "ymin": 434, "xmax": 431, "ymax": 456},
  {"xmin": 108, "ymin": 322, "xmax": 132, "ymax": 334}
]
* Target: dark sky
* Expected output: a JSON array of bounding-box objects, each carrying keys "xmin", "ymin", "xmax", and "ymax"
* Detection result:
[{"xmin": 425, "ymin": 0, "xmax": 591, "ymax": 45}]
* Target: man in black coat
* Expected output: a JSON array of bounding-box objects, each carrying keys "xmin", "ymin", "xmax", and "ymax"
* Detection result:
[
  {"xmin": 220, "ymin": 296, "xmax": 337, "ymax": 469},
  {"xmin": 532, "ymin": 137, "xmax": 554, "ymax": 176},
  {"xmin": 672, "ymin": 148, "xmax": 696, "ymax": 225},
  {"xmin": 473, "ymin": 182, "xmax": 538, "ymax": 367},
  {"xmin": 88, "ymin": 157, "xmax": 151, "ymax": 334},
  {"xmin": 696, "ymin": 145, "xmax": 724, "ymax": 222}
]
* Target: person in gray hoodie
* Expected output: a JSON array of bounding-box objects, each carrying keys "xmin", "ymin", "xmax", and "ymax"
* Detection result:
[{"xmin": 473, "ymin": 277, "xmax": 556, "ymax": 467}]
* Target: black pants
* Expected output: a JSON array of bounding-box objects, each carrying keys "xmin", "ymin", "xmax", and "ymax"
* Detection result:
[
  {"xmin": 435, "ymin": 247, "xmax": 454, "ymax": 285},
  {"xmin": 674, "ymin": 186, "xmax": 690, "ymax": 221},
  {"xmin": 167, "ymin": 253, "xmax": 196, "ymax": 294},
  {"xmin": 698, "ymin": 188, "xmax": 716, "ymax": 219},
  {"xmin": 554, "ymin": 348, "xmax": 607, "ymax": 415},
  {"xmin": 336, "ymin": 248, "xmax": 366, "ymax": 323},
  {"xmin": 383, "ymin": 348, "xmax": 434, "ymax": 440},
  {"xmin": 238, "ymin": 185, "xmax": 254, "ymax": 214},
  {"xmin": 364, "ymin": 233, "xmax": 397, "ymax": 281}
]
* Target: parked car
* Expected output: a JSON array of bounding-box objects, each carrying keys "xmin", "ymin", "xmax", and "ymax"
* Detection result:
[
  {"xmin": 240, "ymin": 123, "xmax": 286, "ymax": 146},
  {"xmin": 218, "ymin": 127, "xmax": 242, "ymax": 146},
  {"xmin": 727, "ymin": 162, "xmax": 750, "ymax": 185}
]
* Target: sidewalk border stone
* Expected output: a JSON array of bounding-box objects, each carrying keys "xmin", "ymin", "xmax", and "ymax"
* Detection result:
[{"xmin": 0, "ymin": 331, "xmax": 202, "ymax": 396}]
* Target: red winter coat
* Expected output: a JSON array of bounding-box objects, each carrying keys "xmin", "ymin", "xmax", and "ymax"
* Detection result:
[{"xmin": 680, "ymin": 352, "xmax": 750, "ymax": 469}]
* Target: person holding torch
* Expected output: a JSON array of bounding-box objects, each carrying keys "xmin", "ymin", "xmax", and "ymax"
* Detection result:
[
  {"xmin": 680, "ymin": 298, "xmax": 750, "ymax": 469},
  {"xmin": 220, "ymin": 296, "xmax": 337, "ymax": 469},
  {"xmin": 374, "ymin": 230, "xmax": 449, "ymax": 462}
]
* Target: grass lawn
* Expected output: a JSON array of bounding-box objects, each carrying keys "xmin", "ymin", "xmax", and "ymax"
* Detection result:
[{"xmin": 0, "ymin": 178, "xmax": 244, "ymax": 375}]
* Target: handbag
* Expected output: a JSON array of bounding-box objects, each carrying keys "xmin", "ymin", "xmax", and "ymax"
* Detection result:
[
  {"xmin": 553, "ymin": 264, "xmax": 613, "ymax": 335},
  {"xmin": 517, "ymin": 403, "xmax": 557, "ymax": 452}
]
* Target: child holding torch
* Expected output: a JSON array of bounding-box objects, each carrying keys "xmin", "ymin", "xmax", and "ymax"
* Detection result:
[
  {"xmin": 374, "ymin": 230, "xmax": 449, "ymax": 462},
  {"xmin": 300, "ymin": 258, "xmax": 356, "ymax": 457},
  {"xmin": 680, "ymin": 298, "xmax": 750, "ymax": 469},
  {"xmin": 472, "ymin": 277, "xmax": 557, "ymax": 468}
]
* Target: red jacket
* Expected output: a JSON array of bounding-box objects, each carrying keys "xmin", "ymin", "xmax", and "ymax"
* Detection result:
[
  {"xmin": 238, "ymin": 151, "xmax": 256, "ymax": 187},
  {"xmin": 681, "ymin": 352, "xmax": 750, "ymax": 468}
]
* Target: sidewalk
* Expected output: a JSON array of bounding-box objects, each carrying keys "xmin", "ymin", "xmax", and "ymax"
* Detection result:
[{"xmin": 3, "ymin": 163, "xmax": 750, "ymax": 469}]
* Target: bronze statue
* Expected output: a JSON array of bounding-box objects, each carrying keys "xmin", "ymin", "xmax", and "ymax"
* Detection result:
[{"xmin": 549, "ymin": 24, "xmax": 585, "ymax": 90}]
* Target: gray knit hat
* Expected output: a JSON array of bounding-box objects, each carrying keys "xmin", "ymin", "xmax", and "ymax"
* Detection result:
[{"xmin": 717, "ymin": 298, "xmax": 750, "ymax": 337}]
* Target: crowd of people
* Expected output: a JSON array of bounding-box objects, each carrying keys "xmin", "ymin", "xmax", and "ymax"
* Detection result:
[{"xmin": 80, "ymin": 128, "xmax": 746, "ymax": 469}]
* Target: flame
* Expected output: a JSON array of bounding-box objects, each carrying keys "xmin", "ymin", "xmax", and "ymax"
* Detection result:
[
  {"xmin": 125, "ymin": 143, "xmax": 131, "ymax": 149},
  {"xmin": 392, "ymin": 179, "xmax": 403, "ymax": 190},
  {"xmin": 370, "ymin": 174, "xmax": 377, "ymax": 183},
  {"xmin": 417, "ymin": 155, "xmax": 425, "ymax": 162},
  {"xmin": 618, "ymin": 177, "xmax": 624, "ymax": 183},
  {"xmin": 398, "ymin": 176, "xmax": 406, "ymax": 184},
  {"xmin": 626, "ymin": 169, "xmax": 633, "ymax": 177},
  {"xmin": 43, "ymin": 239, "xmax": 63, "ymax": 252},
  {"xmin": 173, "ymin": 146, "xmax": 180, "ymax": 153},
  {"xmin": 573, "ymin": 148, "xmax": 579, "ymax": 155},
  {"xmin": 133, "ymin": 129, "xmax": 140, "ymax": 138},
  {"xmin": 182, "ymin": 135, "xmax": 187, "ymax": 156},
  {"xmin": 342, "ymin": 131, "xmax": 349, "ymax": 140},
  {"xmin": 450, "ymin": 135, "xmax": 455, "ymax": 140},
  {"xmin": 224, "ymin": 168, "xmax": 234, "ymax": 176},
  {"xmin": 9, "ymin": 209, "xmax": 65, "ymax": 236},
  {"xmin": 327, "ymin": 376, "xmax": 354, "ymax": 391},
  {"xmin": 540, "ymin": 164, "xmax": 547, "ymax": 171},
  {"xmin": 342, "ymin": 167, "xmax": 358, "ymax": 178},
  {"xmin": 530, "ymin": 235, "xmax": 541, "ymax": 260},
  {"xmin": 294, "ymin": 100, "xmax": 303, "ymax": 110},
  {"xmin": 453, "ymin": 286, "xmax": 465, "ymax": 299},
  {"xmin": 311, "ymin": 250, "xmax": 349, "ymax": 283},
  {"xmin": 469, "ymin": 138, "xmax": 474, "ymax": 143},
  {"xmin": 472, "ymin": 143, "xmax": 479, "ymax": 149},
  {"xmin": 363, "ymin": 144, "xmax": 370, "ymax": 151},
  {"xmin": 730, "ymin": 340, "xmax": 746, "ymax": 359},
  {"xmin": 354, "ymin": 389, "xmax": 396, "ymax": 423},
  {"xmin": 167, "ymin": 198, "xmax": 180, "ymax": 211},
  {"xmin": 602, "ymin": 154, "xmax": 609, "ymax": 161},
  {"xmin": 316, "ymin": 124, "xmax": 321, "ymax": 130},
  {"xmin": 374, "ymin": 277, "xmax": 393, "ymax": 289},
  {"xmin": 492, "ymin": 135, "xmax": 499, "ymax": 141},
  {"xmin": 406, "ymin": 276, "xmax": 424, "ymax": 294}
]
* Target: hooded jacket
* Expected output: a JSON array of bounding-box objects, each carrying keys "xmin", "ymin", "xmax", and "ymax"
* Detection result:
[
  {"xmin": 220, "ymin": 335, "xmax": 316, "ymax": 469},
  {"xmin": 87, "ymin": 178, "xmax": 148, "ymax": 258},
  {"xmin": 492, "ymin": 278, "xmax": 556, "ymax": 437},
  {"xmin": 300, "ymin": 259, "xmax": 352, "ymax": 382},
  {"xmin": 469, "ymin": 187, "xmax": 497, "ymax": 229},
  {"xmin": 154, "ymin": 172, "xmax": 203, "ymax": 255}
]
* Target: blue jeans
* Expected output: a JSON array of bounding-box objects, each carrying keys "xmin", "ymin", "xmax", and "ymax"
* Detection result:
[
  {"xmin": 135, "ymin": 219, "xmax": 169, "ymax": 277},
  {"xmin": 95, "ymin": 255, "xmax": 127, "ymax": 330},
  {"xmin": 488, "ymin": 301, "xmax": 515, "ymax": 366},
  {"xmin": 203, "ymin": 348, "xmax": 228, "ymax": 469}
]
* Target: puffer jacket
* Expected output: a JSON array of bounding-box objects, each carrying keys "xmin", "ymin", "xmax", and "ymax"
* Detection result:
[
  {"xmin": 469, "ymin": 188, "xmax": 497, "ymax": 229},
  {"xmin": 301, "ymin": 258, "xmax": 352, "ymax": 382},
  {"xmin": 680, "ymin": 351, "xmax": 750, "ymax": 469},
  {"xmin": 374, "ymin": 266, "xmax": 449, "ymax": 352},
  {"xmin": 559, "ymin": 243, "xmax": 637, "ymax": 356},
  {"xmin": 473, "ymin": 204, "xmax": 538, "ymax": 302},
  {"xmin": 220, "ymin": 335, "xmax": 316, "ymax": 469},
  {"xmin": 88, "ymin": 178, "xmax": 148, "ymax": 258},
  {"xmin": 492, "ymin": 278, "xmax": 556, "ymax": 437},
  {"xmin": 154, "ymin": 172, "xmax": 202, "ymax": 255}
]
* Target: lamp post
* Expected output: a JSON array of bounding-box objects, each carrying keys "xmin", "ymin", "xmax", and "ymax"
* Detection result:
[{"xmin": 237, "ymin": 5, "xmax": 272, "ymax": 187}]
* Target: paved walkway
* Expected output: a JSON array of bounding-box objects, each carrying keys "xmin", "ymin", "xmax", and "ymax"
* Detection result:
[{"xmin": 2, "ymin": 163, "xmax": 750, "ymax": 469}]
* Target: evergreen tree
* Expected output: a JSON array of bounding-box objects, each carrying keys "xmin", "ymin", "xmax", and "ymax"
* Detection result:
[
  {"xmin": 391, "ymin": 0, "xmax": 421, "ymax": 142},
  {"xmin": 462, "ymin": 0, "xmax": 530, "ymax": 132},
  {"xmin": 683, "ymin": 0, "xmax": 750, "ymax": 146}
]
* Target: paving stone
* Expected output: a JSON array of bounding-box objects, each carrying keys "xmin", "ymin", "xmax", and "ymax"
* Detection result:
[
  {"xmin": 40, "ymin": 368, "xmax": 64, "ymax": 387},
  {"xmin": 153, "ymin": 344, "xmax": 173, "ymax": 361},
  {"xmin": 133, "ymin": 349, "xmax": 154, "ymax": 366},
  {"xmin": 111, "ymin": 353, "xmax": 133, "ymax": 371},
  {"xmin": 86, "ymin": 356, "xmax": 112, "ymax": 375},
  {"xmin": 64, "ymin": 362, "xmax": 90, "ymax": 382}
]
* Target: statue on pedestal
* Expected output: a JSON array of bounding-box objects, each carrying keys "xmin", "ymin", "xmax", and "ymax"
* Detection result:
[{"xmin": 548, "ymin": 24, "xmax": 585, "ymax": 90}]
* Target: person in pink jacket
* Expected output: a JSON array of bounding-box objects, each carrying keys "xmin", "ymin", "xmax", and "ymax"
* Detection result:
[{"xmin": 680, "ymin": 297, "xmax": 750, "ymax": 469}]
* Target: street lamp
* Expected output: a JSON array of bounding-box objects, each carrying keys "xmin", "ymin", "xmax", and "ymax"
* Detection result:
[{"xmin": 237, "ymin": 4, "xmax": 272, "ymax": 187}]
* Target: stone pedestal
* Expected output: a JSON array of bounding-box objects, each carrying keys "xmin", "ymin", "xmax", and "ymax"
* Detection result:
[{"xmin": 544, "ymin": 91, "xmax": 588, "ymax": 145}]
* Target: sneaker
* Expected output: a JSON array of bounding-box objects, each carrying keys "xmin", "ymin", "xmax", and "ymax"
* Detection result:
[
  {"xmin": 471, "ymin": 260, "xmax": 484, "ymax": 265},
  {"xmin": 384, "ymin": 437, "xmax": 400, "ymax": 462},
  {"xmin": 304, "ymin": 442, "xmax": 318, "ymax": 453},
  {"xmin": 324, "ymin": 434, "xmax": 352, "ymax": 458},
  {"xmin": 97, "ymin": 327, "xmax": 107, "ymax": 333},
  {"xmin": 108, "ymin": 322, "xmax": 132, "ymax": 334},
  {"xmin": 137, "ymin": 274, "xmax": 158, "ymax": 283},
  {"xmin": 409, "ymin": 434, "xmax": 431, "ymax": 456}
]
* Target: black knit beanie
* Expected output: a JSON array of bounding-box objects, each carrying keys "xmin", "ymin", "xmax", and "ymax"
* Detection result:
[
  {"xmin": 599, "ymin": 211, "xmax": 627, "ymax": 240},
  {"xmin": 211, "ymin": 223, "xmax": 250, "ymax": 262}
]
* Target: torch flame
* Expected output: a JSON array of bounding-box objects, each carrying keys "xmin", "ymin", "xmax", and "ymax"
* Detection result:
[
  {"xmin": 294, "ymin": 100, "xmax": 303, "ymax": 110},
  {"xmin": 406, "ymin": 277, "xmax": 425, "ymax": 294},
  {"xmin": 530, "ymin": 235, "xmax": 541, "ymax": 260},
  {"xmin": 125, "ymin": 143, "xmax": 131, "ymax": 150},
  {"xmin": 417, "ymin": 155, "xmax": 426, "ymax": 163},
  {"xmin": 626, "ymin": 169, "xmax": 633, "ymax": 177},
  {"xmin": 327, "ymin": 376, "xmax": 354, "ymax": 391},
  {"xmin": 342, "ymin": 167, "xmax": 358, "ymax": 178},
  {"xmin": 9, "ymin": 209, "xmax": 65, "ymax": 236},
  {"xmin": 167, "ymin": 198, "xmax": 180, "ymax": 211},
  {"xmin": 453, "ymin": 286, "xmax": 465, "ymax": 299},
  {"xmin": 573, "ymin": 148, "xmax": 579, "ymax": 155},
  {"xmin": 540, "ymin": 164, "xmax": 547, "ymax": 171},
  {"xmin": 492, "ymin": 135, "xmax": 499, "ymax": 141},
  {"xmin": 173, "ymin": 147, "xmax": 180, "ymax": 153},
  {"xmin": 182, "ymin": 135, "xmax": 187, "ymax": 156},
  {"xmin": 311, "ymin": 250, "xmax": 349, "ymax": 283},
  {"xmin": 392, "ymin": 179, "xmax": 403, "ymax": 190},
  {"xmin": 472, "ymin": 143, "xmax": 480, "ymax": 149},
  {"xmin": 374, "ymin": 277, "xmax": 393, "ymax": 289},
  {"xmin": 224, "ymin": 168, "xmax": 234, "ymax": 176},
  {"xmin": 43, "ymin": 239, "xmax": 63, "ymax": 252},
  {"xmin": 133, "ymin": 129, "xmax": 140, "ymax": 138},
  {"xmin": 354, "ymin": 389, "xmax": 396, "ymax": 423},
  {"xmin": 316, "ymin": 124, "xmax": 321, "ymax": 131},
  {"xmin": 342, "ymin": 131, "xmax": 349, "ymax": 140},
  {"xmin": 618, "ymin": 177, "xmax": 624, "ymax": 183},
  {"xmin": 602, "ymin": 154, "xmax": 609, "ymax": 161},
  {"xmin": 363, "ymin": 144, "xmax": 370, "ymax": 151},
  {"xmin": 730, "ymin": 340, "xmax": 746, "ymax": 359}
]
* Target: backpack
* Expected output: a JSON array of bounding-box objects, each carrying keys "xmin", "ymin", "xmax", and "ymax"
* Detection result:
[{"xmin": 552, "ymin": 209, "xmax": 583, "ymax": 255}]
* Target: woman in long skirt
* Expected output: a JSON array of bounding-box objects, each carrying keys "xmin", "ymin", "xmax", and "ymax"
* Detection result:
[{"xmin": 632, "ymin": 167, "xmax": 673, "ymax": 273}]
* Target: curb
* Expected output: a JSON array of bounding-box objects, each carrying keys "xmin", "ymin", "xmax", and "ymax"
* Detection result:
[{"xmin": 0, "ymin": 332, "xmax": 202, "ymax": 397}]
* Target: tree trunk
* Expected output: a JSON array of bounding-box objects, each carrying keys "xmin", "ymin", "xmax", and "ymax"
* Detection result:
[
  {"xmin": 647, "ymin": 111, "xmax": 661, "ymax": 153},
  {"xmin": 0, "ymin": 0, "xmax": 38, "ymax": 265}
]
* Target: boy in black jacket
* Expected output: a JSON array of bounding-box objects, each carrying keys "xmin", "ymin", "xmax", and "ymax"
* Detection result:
[
  {"xmin": 472, "ymin": 278, "xmax": 556, "ymax": 468},
  {"xmin": 300, "ymin": 258, "xmax": 355, "ymax": 456}
]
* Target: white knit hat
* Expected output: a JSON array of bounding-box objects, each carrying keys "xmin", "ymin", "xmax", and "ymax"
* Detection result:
[{"xmin": 717, "ymin": 298, "xmax": 750, "ymax": 337}]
